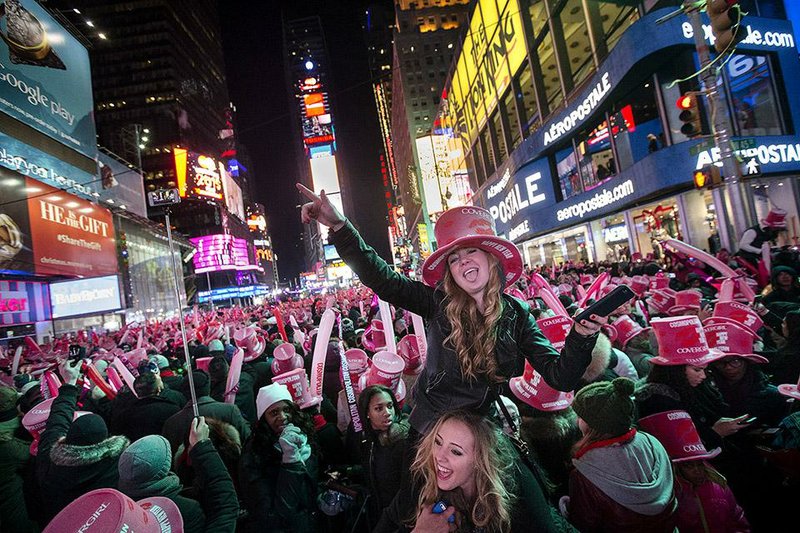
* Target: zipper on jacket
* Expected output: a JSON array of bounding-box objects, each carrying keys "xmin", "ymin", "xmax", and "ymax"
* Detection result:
[{"xmin": 426, "ymin": 370, "xmax": 446, "ymax": 394}]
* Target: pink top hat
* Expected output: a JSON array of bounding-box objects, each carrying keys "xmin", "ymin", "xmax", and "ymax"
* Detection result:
[
  {"xmin": 271, "ymin": 342, "xmax": 304, "ymax": 376},
  {"xmin": 22, "ymin": 397, "xmax": 55, "ymax": 440},
  {"xmin": 557, "ymin": 283, "xmax": 574, "ymax": 297},
  {"xmin": 421, "ymin": 206, "xmax": 523, "ymax": 288},
  {"xmin": 536, "ymin": 315, "xmax": 573, "ymax": 351},
  {"xmin": 703, "ymin": 322, "xmax": 768, "ymax": 363},
  {"xmin": 579, "ymin": 274, "xmax": 594, "ymax": 286},
  {"xmin": 649, "ymin": 288, "xmax": 677, "ymax": 314},
  {"xmin": 43, "ymin": 488, "xmax": 183, "ymax": 533},
  {"xmin": 340, "ymin": 348, "xmax": 371, "ymax": 395},
  {"xmin": 649, "ymin": 316, "xmax": 727, "ymax": 367},
  {"xmin": 637, "ymin": 410, "xmax": 721, "ymax": 463},
  {"xmin": 234, "ymin": 326, "xmax": 266, "ymax": 362},
  {"xmin": 611, "ymin": 315, "xmax": 651, "ymax": 349},
  {"xmin": 668, "ymin": 289, "xmax": 702, "ymax": 316},
  {"xmin": 598, "ymin": 283, "xmax": 619, "ymax": 299},
  {"xmin": 126, "ymin": 347, "xmax": 149, "ymax": 368},
  {"xmin": 778, "ymin": 378, "xmax": 800, "ymax": 400},
  {"xmin": 361, "ymin": 350, "xmax": 405, "ymax": 392},
  {"xmin": 630, "ymin": 276, "xmax": 649, "ymax": 297},
  {"xmin": 361, "ymin": 320, "xmax": 387, "ymax": 353},
  {"xmin": 195, "ymin": 357, "xmax": 212, "ymax": 372},
  {"xmin": 272, "ymin": 368, "xmax": 321, "ymax": 409},
  {"xmin": 762, "ymin": 208, "xmax": 787, "ymax": 229},
  {"xmin": 510, "ymin": 360, "xmax": 574, "ymax": 412},
  {"xmin": 648, "ymin": 275, "xmax": 669, "ymax": 293},
  {"xmin": 397, "ymin": 334, "xmax": 425, "ymax": 375},
  {"xmin": 704, "ymin": 301, "xmax": 763, "ymax": 338}
]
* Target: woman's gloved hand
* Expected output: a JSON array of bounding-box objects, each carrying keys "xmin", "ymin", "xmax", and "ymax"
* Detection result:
[{"xmin": 278, "ymin": 423, "xmax": 312, "ymax": 464}]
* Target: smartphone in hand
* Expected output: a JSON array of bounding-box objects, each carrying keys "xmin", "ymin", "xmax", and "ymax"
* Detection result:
[{"xmin": 574, "ymin": 286, "xmax": 637, "ymax": 323}]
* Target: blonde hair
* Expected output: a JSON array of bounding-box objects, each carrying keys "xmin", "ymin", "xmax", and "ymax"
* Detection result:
[
  {"xmin": 442, "ymin": 252, "xmax": 505, "ymax": 383},
  {"xmin": 411, "ymin": 411, "xmax": 516, "ymax": 532}
]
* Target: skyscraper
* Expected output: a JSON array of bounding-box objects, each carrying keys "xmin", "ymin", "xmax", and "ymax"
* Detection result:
[
  {"xmin": 391, "ymin": 0, "xmax": 471, "ymax": 264},
  {"xmin": 283, "ymin": 15, "xmax": 346, "ymax": 272}
]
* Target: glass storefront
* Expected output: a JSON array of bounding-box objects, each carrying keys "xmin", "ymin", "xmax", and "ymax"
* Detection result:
[
  {"xmin": 522, "ymin": 224, "xmax": 592, "ymax": 268},
  {"xmin": 590, "ymin": 213, "xmax": 631, "ymax": 262},
  {"xmin": 630, "ymin": 198, "xmax": 683, "ymax": 260},
  {"xmin": 749, "ymin": 176, "xmax": 800, "ymax": 246},
  {"xmin": 680, "ymin": 189, "xmax": 720, "ymax": 254}
]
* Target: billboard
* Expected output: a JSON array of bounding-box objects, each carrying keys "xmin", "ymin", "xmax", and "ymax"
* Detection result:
[
  {"xmin": 303, "ymin": 93, "xmax": 325, "ymax": 116},
  {"xmin": 173, "ymin": 148, "xmax": 224, "ymax": 201},
  {"xmin": 0, "ymin": 169, "xmax": 118, "ymax": 277},
  {"xmin": 97, "ymin": 152, "xmax": 147, "ymax": 217},
  {"xmin": 190, "ymin": 234, "xmax": 259, "ymax": 274},
  {"xmin": 323, "ymin": 243, "xmax": 340, "ymax": 262},
  {"xmin": 0, "ymin": 279, "xmax": 50, "ymax": 326},
  {"xmin": 309, "ymin": 154, "xmax": 343, "ymax": 241},
  {"xmin": 222, "ymin": 171, "xmax": 245, "ymax": 221},
  {"xmin": 448, "ymin": 0, "xmax": 526, "ymax": 145},
  {"xmin": 197, "ymin": 284, "xmax": 268, "ymax": 303},
  {"xmin": 0, "ymin": 0, "xmax": 97, "ymax": 158},
  {"xmin": 50, "ymin": 274, "xmax": 122, "ymax": 319},
  {"xmin": 0, "ymin": 130, "xmax": 98, "ymax": 200}
]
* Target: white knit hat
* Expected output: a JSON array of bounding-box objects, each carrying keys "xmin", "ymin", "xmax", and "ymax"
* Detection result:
[{"xmin": 256, "ymin": 383, "xmax": 293, "ymax": 420}]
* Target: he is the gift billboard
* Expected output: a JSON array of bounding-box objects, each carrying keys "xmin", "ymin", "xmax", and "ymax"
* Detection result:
[{"xmin": 0, "ymin": 168, "xmax": 117, "ymax": 277}]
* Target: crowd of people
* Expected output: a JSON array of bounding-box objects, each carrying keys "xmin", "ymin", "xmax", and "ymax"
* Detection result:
[{"xmin": 0, "ymin": 189, "xmax": 798, "ymax": 532}]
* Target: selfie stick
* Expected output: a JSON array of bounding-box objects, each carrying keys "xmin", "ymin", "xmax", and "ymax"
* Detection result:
[{"xmin": 150, "ymin": 189, "xmax": 200, "ymax": 419}]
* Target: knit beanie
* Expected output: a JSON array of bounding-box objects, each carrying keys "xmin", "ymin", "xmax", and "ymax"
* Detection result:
[
  {"xmin": 149, "ymin": 354, "xmax": 170, "ymax": 370},
  {"xmin": 65, "ymin": 414, "xmax": 109, "ymax": 446},
  {"xmin": 572, "ymin": 377, "xmax": 636, "ymax": 437},
  {"xmin": 208, "ymin": 339, "xmax": 225, "ymax": 354},
  {"xmin": 118, "ymin": 435, "xmax": 174, "ymax": 497}
]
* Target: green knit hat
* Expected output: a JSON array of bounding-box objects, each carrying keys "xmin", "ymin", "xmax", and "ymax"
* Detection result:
[{"xmin": 572, "ymin": 377, "xmax": 636, "ymax": 437}]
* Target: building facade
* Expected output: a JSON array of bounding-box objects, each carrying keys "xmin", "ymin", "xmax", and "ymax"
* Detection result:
[{"xmin": 432, "ymin": 0, "xmax": 799, "ymax": 267}]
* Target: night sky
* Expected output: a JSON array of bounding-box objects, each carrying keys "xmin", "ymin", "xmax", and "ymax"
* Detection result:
[{"xmin": 219, "ymin": 0, "xmax": 393, "ymax": 285}]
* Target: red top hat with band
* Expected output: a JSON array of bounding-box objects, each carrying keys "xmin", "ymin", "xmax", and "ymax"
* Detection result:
[
  {"xmin": 630, "ymin": 276, "xmax": 649, "ymax": 297},
  {"xmin": 271, "ymin": 342, "xmax": 304, "ymax": 376},
  {"xmin": 668, "ymin": 289, "xmax": 702, "ymax": 316},
  {"xmin": 272, "ymin": 368, "xmax": 321, "ymax": 409},
  {"xmin": 637, "ymin": 410, "xmax": 721, "ymax": 463},
  {"xmin": 536, "ymin": 315, "xmax": 573, "ymax": 351},
  {"xmin": 361, "ymin": 319, "xmax": 387, "ymax": 353},
  {"xmin": 648, "ymin": 275, "xmax": 670, "ymax": 293},
  {"xmin": 649, "ymin": 316, "xmax": 727, "ymax": 366},
  {"xmin": 339, "ymin": 348, "xmax": 371, "ymax": 395},
  {"xmin": 421, "ymin": 206, "xmax": 523, "ymax": 288},
  {"xmin": 396, "ymin": 334, "xmax": 425, "ymax": 375},
  {"xmin": 762, "ymin": 208, "xmax": 787, "ymax": 229},
  {"xmin": 233, "ymin": 326, "xmax": 266, "ymax": 362},
  {"xmin": 359, "ymin": 350, "xmax": 407, "ymax": 403},
  {"xmin": 610, "ymin": 315, "xmax": 651, "ymax": 349},
  {"xmin": 43, "ymin": 488, "xmax": 183, "ymax": 533},
  {"xmin": 648, "ymin": 288, "xmax": 677, "ymax": 315},
  {"xmin": 703, "ymin": 322, "xmax": 768, "ymax": 363},
  {"xmin": 510, "ymin": 360, "xmax": 574, "ymax": 411},
  {"xmin": 704, "ymin": 301, "xmax": 763, "ymax": 339}
]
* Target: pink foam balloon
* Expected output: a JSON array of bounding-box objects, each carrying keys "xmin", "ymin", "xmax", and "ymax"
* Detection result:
[
  {"xmin": 112, "ymin": 358, "xmax": 137, "ymax": 397},
  {"xmin": 224, "ymin": 348, "xmax": 244, "ymax": 405},
  {"xmin": 106, "ymin": 366, "xmax": 124, "ymax": 391},
  {"xmin": 310, "ymin": 309, "xmax": 336, "ymax": 400},
  {"xmin": 578, "ymin": 271, "xmax": 609, "ymax": 309}
]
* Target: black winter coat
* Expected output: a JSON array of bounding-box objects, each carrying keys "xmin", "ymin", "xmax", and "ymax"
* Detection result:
[
  {"xmin": 111, "ymin": 395, "xmax": 181, "ymax": 442},
  {"xmin": 239, "ymin": 427, "xmax": 320, "ymax": 533},
  {"xmin": 36, "ymin": 384, "xmax": 129, "ymax": 524},
  {"xmin": 330, "ymin": 221, "xmax": 597, "ymax": 434}
]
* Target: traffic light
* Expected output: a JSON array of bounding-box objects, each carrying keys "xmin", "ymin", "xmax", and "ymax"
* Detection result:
[
  {"xmin": 707, "ymin": 0, "xmax": 743, "ymax": 54},
  {"xmin": 676, "ymin": 94, "xmax": 702, "ymax": 138},
  {"xmin": 693, "ymin": 165, "xmax": 722, "ymax": 189}
]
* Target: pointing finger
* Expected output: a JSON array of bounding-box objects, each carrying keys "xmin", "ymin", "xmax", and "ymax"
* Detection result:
[{"xmin": 296, "ymin": 183, "xmax": 319, "ymax": 201}]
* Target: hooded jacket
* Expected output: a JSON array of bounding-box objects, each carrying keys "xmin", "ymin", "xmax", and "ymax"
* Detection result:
[
  {"xmin": 763, "ymin": 266, "xmax": 800, "ymax": 306},
  {"xmin": 567, "ymin": 431, "xmax": 677, "ymax": 532},
  {"xmin": 674, "ymin": 474, "xmax": 750, "ymax": 533},
  {"xmin": 36, "ymin": 384, "xmax": 129, "ymax": 523},
  {"xmin": 0, "ymin": 416, "xmax": 37, "ymax": 533},
  {"xmin": 330, "ymin": 221, "xmax": 596, "ymax": 434}
]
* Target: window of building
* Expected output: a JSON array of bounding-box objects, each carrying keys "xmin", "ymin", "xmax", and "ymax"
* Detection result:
[
  {"xmin": 555, "ymin": 145, "xmax": 581, "ymax": 200},
  {"xmin": 610, "ymin": 80, "xmax": 663, "ymax": 171},
  {"xmin": 557, "ymin": 0, "xmax": 594, "ymax": 89},
  {"xmin": 725, "ymin": 54, "xmax": 784, "ymax": 136},
  {"xmin": 598, "ymin": 3, "xmax": 639, "ymax": 55},
  {"xmin": 575, "ymin": 116, "xmax": 616, "ymax": 192},
  {"xmin": 471, "ymin": 140, "xmax": 487, "ymax": 187},
  {"xmin": 479, "ymin": 126, "xmax": 496, "ymax": 178},
  {"xmin": 515, "ymin": 63, "xmax": 540, "ymax": 137},
  {"xmin": 502, "ymin": 88, "xmax": 522, "ymax": 151},
  {"xmin": 528, "ymin": 0, "xmax": 548, "ymax": 37},
  {"xmin": 490, "ymin": 109, "xmax": 509, "ymax": 165},
  {"xmin": 537, "ymin": 31, "xmax": 562, "ymax": 110}
]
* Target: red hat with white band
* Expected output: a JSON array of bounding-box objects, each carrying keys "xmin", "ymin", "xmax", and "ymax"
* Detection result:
[{"xmin": 649, "ymin": 316, "xmax": 727, "ymax": 366}]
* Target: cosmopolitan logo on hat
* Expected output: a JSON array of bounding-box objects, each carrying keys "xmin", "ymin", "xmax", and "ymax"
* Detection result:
[
  {"xmin": 536, "ymin": 315, "xmax": 572, "ymax": 351},
  {"xmin": 638, "ymin": 410, "xmax": 721, "ymax": 463},
  {"xmin": 649, "ymin": 316, "xmax": 726, "ymax": 367}
]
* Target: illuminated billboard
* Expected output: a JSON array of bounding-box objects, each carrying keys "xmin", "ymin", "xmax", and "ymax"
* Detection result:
[
  {"xmin": 0, "ymin": 280, "xmax": 51, "ymax": 326},
  {"xmin": 302, "ymin": 115, "xmax": 333, "ymax": 140},
  {"xmin": 189, "ymin": 234, "xmax": 259, "ymax": 274},
  {"xmin": 173, "ymin": 148, "xmax": 224, "ymax": 201},
  {"xmin": 309, "ymin": 154, "xmax": 343, "ymax": 242},
  {"xmin": 0, "ymin": 0, "xmax": 97, "ymax": 158},
  {"xmin": 0, "ymin": 170, "xmax": 118, "ymax": 277},
  {"xmin": 50, "ymin": 275, "xmax": 122, "ymax": 319},
  {"xmin": 416, "ymin": 135, "xmax": 445, "ymax": 215},
  {"xmin": 448, "ymin": 0, "xmax": 526, "ymax": 145},
  {"xmin": 303, "ymin": 93, "xmax": 325, "ymax": 116},
  {"xmin": 222, "ymin": 171, "xmax": 245, "ymax": 220}
]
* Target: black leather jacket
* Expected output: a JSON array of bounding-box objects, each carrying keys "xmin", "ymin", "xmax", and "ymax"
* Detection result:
[{"xmin": 330, "ymin": 221, "xmax": 597, "ymax": 434}]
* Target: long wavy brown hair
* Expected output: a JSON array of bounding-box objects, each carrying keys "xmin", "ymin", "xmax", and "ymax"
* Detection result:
[
  {"xmin": 411, "ymin": 411, "xmax": 517, "ymax": 532},
  {"xmin": 442, "ymin": 251, "xmax": 505, "ymax": 383}
]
